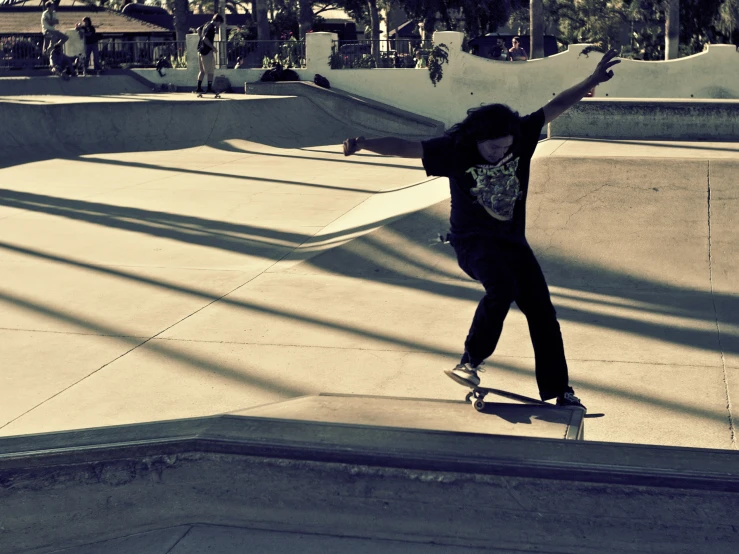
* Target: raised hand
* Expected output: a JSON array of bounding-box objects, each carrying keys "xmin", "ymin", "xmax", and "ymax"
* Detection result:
[{"xmin": 591, "ymin": 49, "xmax": 620, "ymax": 85}]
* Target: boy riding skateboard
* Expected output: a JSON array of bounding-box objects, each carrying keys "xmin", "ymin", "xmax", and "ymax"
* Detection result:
[
  {"xmin": 195, "ymin": 13, "xmax": 223, "ymax": 95},
  {"xmin": 343, "ymin": 50, "xmax": 620, "ymax": 409}
]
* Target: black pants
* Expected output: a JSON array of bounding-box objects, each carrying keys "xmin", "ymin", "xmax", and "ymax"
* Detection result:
[{"xmin": 452, "ymin": 235, "xmax": 570, "ymax": 400}]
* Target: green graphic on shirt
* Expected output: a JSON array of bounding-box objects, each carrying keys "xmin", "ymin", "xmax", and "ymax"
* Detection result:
[{"xmin": 466, "ymin": 158, "xmax": 521, "ymax": 221}]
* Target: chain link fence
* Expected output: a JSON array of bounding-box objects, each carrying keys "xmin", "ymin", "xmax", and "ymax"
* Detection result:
[
  {"xmin": 1, "ymin": 35, "xmax": 47, "ymax": 69},
  {"xmin": 1, "ymin": 36, "xmax": 185, "ymax": 71}
]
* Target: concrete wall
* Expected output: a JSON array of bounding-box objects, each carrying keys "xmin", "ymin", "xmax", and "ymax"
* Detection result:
[
  {"xmin": 549, "ymin": 98, "xmax": 739, "ymax": 140},
  {"xmin": 3, "ymin": 414, "xmax": 739, "ymax": 553},
  {"xmin": 134, "ymin": 32, "xmax": 739, "ymax": 128}
]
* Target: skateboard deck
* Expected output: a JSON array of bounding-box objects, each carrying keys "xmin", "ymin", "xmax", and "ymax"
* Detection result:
[
  {"xmin": 196, "ymin": 91, "xmax": 222, "ymax": 99},
  {"xmin": 444, "ymin": 369, "xmax": 549, "ymax": 412}
]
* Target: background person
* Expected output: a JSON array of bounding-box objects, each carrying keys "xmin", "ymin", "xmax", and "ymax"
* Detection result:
[
  {"xmin": 49, "ymin": 43, "xmax": 78, "ymax": 79},
  {"xmin": 491, "ymin": 38, "xmax": 509, "ymax": 61},
  {"xmin": 75, "ymin": 17, "xmax": 100, "ymax": 74},
  {"xmin": 508, "ymin": 36, "xmax": 528, "ymax": 61},
  {"xmin": 41, "ymin": 1, "xmax": 68, "ymax": 56},
  {"xmin": 195, "ymin": 14, "xmax": 223, "ymax": 94}
]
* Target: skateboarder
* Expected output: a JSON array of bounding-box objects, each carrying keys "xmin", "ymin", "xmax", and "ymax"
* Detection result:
[
  {"xmin": 49, "ymin": 43, "xmax": 79, "ymax": 79},
  {"xmin": 343, "ymin": 49, "xmax": 621, "ymax": 409},
  {"xmin": 195, "ymin": 13, "xmax": 224, "ymax": 94}
]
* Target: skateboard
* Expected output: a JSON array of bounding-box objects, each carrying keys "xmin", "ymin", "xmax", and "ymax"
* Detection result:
[
  {"xmin": 444, "ymin": 369, "xmax": 549, "ymax": 412},
  {"xmin": 196, "ymin": 91, "xmax": 222, "ymax": 99}
]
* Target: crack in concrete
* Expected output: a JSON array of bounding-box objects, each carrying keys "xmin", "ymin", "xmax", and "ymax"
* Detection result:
[
  {"xmin": 165, "ymin": 525, "xmax": 195, "ymax": 554},
  {"xmin": 707, "ymin": 160, "xmax": 736, "ymax": 449}
]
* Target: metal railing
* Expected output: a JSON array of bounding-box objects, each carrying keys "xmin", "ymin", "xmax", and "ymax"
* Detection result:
[
  {"xmin": 0, "ymin": 35, "xmax": 47, "ymax": 69},
  {"xmin": 2, "ymin": 35, "xmax": 436, "ymax": 72},
  {"xmin": 331, "ymin": 39, "xmax": 433, "ymax": 69},
  {"xmin": 223, "ymin": 39, "xmax": 306, "ymax": 69},
  {"xmin": 1, "ymin": 36, "xmax": 185, "ymax": 71},
  {"xmin": 97, "ymin": 40, "xmax": 186, "ymax": 69}
]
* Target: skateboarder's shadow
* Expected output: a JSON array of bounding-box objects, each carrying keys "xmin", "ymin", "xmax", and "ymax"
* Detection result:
[{"xmin": 476, "ymin": 404, "xmax": 603, "ymax": 423}]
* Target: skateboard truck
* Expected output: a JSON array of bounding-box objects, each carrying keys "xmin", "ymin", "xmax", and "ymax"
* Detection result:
[{"xmin": 445, "ymin": 369, "xmax": 550, "ymax": 412}]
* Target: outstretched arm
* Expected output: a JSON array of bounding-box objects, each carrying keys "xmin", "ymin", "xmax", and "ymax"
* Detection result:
[
  {"xmin": 542, "ymin": 49, "xmax": 620, "ymax": 124},
  {"xmin": 343, "ymin": 136, "xmax": 423, "ymax": 158}
]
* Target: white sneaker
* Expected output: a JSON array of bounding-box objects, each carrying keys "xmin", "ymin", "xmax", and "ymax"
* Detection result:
[
  {"xmin": 556, "ymin": 390, "xmax": 586, "ymax": 410},
  {"xmin": 448, "ymin": 363, "xmax": 484, "ymax": 387}
]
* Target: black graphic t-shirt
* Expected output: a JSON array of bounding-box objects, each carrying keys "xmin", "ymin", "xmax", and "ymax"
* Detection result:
[{"xmin": 421, "ymin": 108, "xmax": 545, "ymax": 242}]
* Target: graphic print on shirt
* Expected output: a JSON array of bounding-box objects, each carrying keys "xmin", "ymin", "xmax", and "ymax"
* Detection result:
[{"xmin": 465, "ymin": 158, "xmax": 521, "ymax": 221}]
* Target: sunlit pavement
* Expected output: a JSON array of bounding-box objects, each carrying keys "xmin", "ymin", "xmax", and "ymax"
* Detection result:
[{"xmin": 0, "ymin": 94, "xmax": 737, "ymax": 450}]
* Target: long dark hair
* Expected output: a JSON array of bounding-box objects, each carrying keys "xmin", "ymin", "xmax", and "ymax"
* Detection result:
[{"xmin": 446, "ymin": 103, "xmax": 521, "ymax": 148}]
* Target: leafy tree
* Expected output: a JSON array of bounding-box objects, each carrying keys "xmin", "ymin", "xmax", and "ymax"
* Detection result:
[
  {"xmin": 400, "ymin": 0, "xmax": 517, "ymax": 39},
  {"xmin": 461, "ymin": 0, "xmax": 516, "ymax": 39},
  {"xmin": 508, "ymin": 0, "xmax": 739, "ymax": 60}
]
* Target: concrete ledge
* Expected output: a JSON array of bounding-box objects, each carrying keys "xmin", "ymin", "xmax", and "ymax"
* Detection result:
[
  {"xmin": 549, "ymin": 98, "xmax": 739, "ymax": 140},
  {"xmin": 1, "ymin": 404, "xmax": 739, "ymax": 553},
  {"xmin": 244, "ymin": 81, "xmax": 445, "ymax": 138}
]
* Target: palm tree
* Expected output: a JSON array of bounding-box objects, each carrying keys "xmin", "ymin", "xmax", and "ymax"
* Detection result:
[
  {"xmin": 172, "ymin": 0, "xmax": 190, "ymax": 43},
  {"xmin": 254, "ymin": 0, "xmax": 270, "ymax": 40},
  {"xmin": 665, "ymin": 0, "xmax": 679, "ymax": 59},
  {"xmin": 367, "ymin": 0, "xmax": 380, "ymax": 61},
  {"xmin": 530, "ymin": 0, "xmax": 544, "ymax": 58},
  {"xmin": 299, "ymin": 0, "xmax": 313, "ymax": 39}
]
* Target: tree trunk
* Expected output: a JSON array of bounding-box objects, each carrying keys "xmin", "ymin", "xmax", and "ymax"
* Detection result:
[
  {"xmin": 423, "ymin": 11, "xmax": 435, "ymax": 44},
  {"xmin": 172, "ymin": 0, "xmax": 189, "ymax": 44},
  {"xmin": 299, "ymin": 0, "xmax": 313, "ymax": 39},
  {"xmin": 529, "ymin": 0, "xmax": 544, "ymax": 59},
  {"xmin": 367, "ymin": 0, "xmax": 380, "ymax": 63},
  {"xmin": 254, "ymin": 0, "xmax": 270, "ymax": 41},
  {"xmin": 665, "ymin": 0, "xmax": 680, "ymax": 59}
]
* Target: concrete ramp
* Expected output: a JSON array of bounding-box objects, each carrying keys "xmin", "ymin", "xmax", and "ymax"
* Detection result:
[
  {"xmin": 1, "ymin": 410, "xmax": 738, "ymax": 553},
  {"xmin": 0, "ymin": 75, "xmax": 152, "ymax": 96},
  {"xmin": 0, "ymin": 80, "xmax": 442, "ymax": 167}
]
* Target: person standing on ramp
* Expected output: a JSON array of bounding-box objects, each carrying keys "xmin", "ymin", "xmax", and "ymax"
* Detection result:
[
  {"xmin": 196, "ymin": 14, "xmax": 224, "ymax": 94},
  {"xmin": 342, "ymin": 50, "xmax": 621, "ymax": 409}
]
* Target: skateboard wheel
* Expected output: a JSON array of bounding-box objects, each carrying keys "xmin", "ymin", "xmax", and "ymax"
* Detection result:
[
  {"xmin": 464, "ymin": 391, "xmax": 473, "ymax": 403},
  {"xmin": 473, "ymin": 399, "xmax": 485, "ymax": 411}
]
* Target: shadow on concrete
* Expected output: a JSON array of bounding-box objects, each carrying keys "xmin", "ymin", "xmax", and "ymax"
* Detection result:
[
  {"xmin": 0, "ymin": 206, "xmax": 735, "ymax": 432},
  {"xmin": 0, "ymin": 188, "xmax": 735, "ymax": 365},
  {"xmin": 0, "ymin": 189, "xmax": 428, "ymax": 257},
  {"xmin": 214, "ymin": 141, "xmax": 425, "ymax": 171},
  {"xmin": 74, "ymin": 156, "xmax": 417, "ymax": 196}
]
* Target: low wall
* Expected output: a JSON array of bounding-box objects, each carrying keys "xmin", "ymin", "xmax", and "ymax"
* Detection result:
[
  {"xmin": 2, "ymin": 414, "xmax": 739, "ymax": 553},
  {"xmin": 549, "ymin": 98, "xmax": 739, "ymax": 140},
  {"xmin": 134, "ymin": 32, "xmax": 739, "ymax": 130}
]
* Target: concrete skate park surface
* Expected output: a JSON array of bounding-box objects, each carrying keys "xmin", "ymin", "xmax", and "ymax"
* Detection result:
[{"xmin": 1, "ymin": 76, "xmax": 739, "ymax": 551}]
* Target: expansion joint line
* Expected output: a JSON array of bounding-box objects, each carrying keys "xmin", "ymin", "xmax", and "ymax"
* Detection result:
[{"xmin": 707, "ymin": 161, "xmax": 736, "ymax": 448}]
